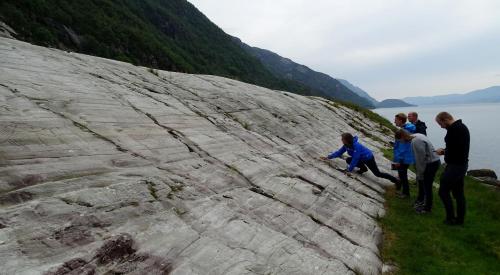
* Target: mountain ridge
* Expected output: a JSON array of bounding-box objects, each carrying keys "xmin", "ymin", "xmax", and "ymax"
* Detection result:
[
  {"xmin": 403, "ymin": 86, "xmax": 500, "ymax": 105},
  {"xmin": 0, "ymin": 0, "xmax": 317, "ymax": 100},
  {"xmin": 236, "ymin": 40, "xmax": 376, "ymax": 108},
  {"xmin": 337, "ymin": 79, "xmax": 379, "ymax": 106}
]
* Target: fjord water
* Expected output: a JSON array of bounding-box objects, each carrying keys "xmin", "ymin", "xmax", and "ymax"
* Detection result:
[{"xmin": 374, "ymin": 103, "xmax": 500, "ymax": 175}]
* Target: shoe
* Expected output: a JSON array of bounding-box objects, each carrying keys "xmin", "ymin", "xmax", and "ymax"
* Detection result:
[
  {"xmin": 416, "ymin": 208, "xmax": 431, "ymax": 214},
  {"xmin": 356, "ymin": 168, "xmax": 368, "ymax": 175},
  {"xmin": 443, "ymin": 219, "xmax": 458, "ymax": 226},
  {"xmin": 443, "ymin": 218, "xmax": 465, "ymax": 226},
  {"xmin": 397, "ymin": 193, "xmax": 409, "ymax": 199},
  {"xmin": 413, "ymin": 201, "xmax": 424, "ymax": 209}
]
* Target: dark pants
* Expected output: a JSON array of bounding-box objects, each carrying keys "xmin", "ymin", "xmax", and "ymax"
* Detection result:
[
  {"xmin": 396, "ymin": 163, "xmax": 410, "ymax": 195},
  {"xmin": 416, "ymin": 160, "xmax": 441, "ymax": 210},
  {"xmin": 439, "ymin": 163, "xmax": 468, "ymax": 223},
  {"xmin": 346, "ymin": 157, "xmax": 399, "ymax": 184}
]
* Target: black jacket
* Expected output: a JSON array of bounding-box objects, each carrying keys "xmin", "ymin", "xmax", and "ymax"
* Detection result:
[
  {"xmin": 444, "ymin": 119, "xmax": 470, "ymax": 165},
  {"xmin": 414, "ymin": 120, "xmax": 427, "ymax": 135}
]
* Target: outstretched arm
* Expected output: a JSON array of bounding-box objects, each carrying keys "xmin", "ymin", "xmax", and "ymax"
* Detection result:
[{"xmin": 327, "ymin": 146, "xmax": 347, "ymax": 160}]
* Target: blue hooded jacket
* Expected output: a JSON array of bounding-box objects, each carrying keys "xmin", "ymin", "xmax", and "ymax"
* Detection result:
[
  {"xmin": 327, "ymin": 136, "xmax": 374, "ymax": 172},
  {"xmin": 394, "ymin": 123, "xmax": 416, "ymax": 164}
]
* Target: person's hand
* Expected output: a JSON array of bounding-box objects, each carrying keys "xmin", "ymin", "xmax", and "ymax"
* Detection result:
[
  {"xmin": 435, "ymin": 148, "xmax": 445, "ymax": 155},
  {"xmin": 319, "ymin": 156, "xmax": 328, "ymax": 161}
]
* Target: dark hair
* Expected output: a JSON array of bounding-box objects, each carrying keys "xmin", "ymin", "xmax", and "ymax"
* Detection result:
[
  {"xmin": 341, "ymin": 133, "xmax": 354, "ymax": 145},
  {"xmin": 395, "ymin": 129, "xmax": 412, "ymax": 141},
  {"xmin": 395, "ymin": 113, "xmax": 407, "ymax": 123}
]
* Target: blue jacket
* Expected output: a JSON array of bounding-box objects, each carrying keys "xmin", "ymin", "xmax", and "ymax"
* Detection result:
[
  {"xmin": 402, "ymin": 123, "xmax": 416, "ymax": 133},
  {"xmin": 328, "ymin": 136, "xmax": 374, "ymax": 172},
  {"xmin": 394, "ymin": 123, "xmax": 416, "ymax": 164}
]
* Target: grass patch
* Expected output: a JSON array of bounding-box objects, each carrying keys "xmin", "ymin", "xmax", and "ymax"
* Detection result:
[
  {"xmin": 380, "ymin": 162, "xmax": 500, "ymax": 274},
  {"xmin": 335, "ymin": 100, "xmax": 397, "ymax": 133}
]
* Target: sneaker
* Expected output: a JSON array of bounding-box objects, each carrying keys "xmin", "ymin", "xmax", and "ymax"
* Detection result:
[
  {"xmin": 443, "ymin": 219, "xmax": 458, "ymax": 226},
  {"xmin": 413, "ymin": 201, "xmax": 424, "ymax": 209},
  {"xmin": 415, "ymin": 208, "xmax": 431, "ymax": 214},
  {"xmin": 397, "ymin": 193, "xmax": 409, "ymax": 199},
  {"xmin": 356, "ymin": 168, "xmax": 368, "ymax": 175}
]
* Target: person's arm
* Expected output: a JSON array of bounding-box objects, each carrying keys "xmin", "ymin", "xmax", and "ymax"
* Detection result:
[
  {"xmin": 327, "ymin": 146, "xmax": 346, "ymax": 159},
  {"xmin": 455, "ymin": 126, "xmax": 470, "ymax": 154},
  {"xmin": 412, "ymin": 140, "xmax": 426, "ymax": 180}
]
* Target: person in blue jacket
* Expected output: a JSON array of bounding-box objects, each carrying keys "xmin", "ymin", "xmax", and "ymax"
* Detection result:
[
  {"xmin": 393, "ymin": 113, "xmax": 416, "ymax": 198},
  {"xmin": 321, "ymin": 133, "xmax": 400, "ymax": 184}
]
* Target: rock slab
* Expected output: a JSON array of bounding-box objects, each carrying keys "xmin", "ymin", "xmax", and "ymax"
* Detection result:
[{"xmin": 0, "ymin": 38, "xmax": 398, "ymax": 274}]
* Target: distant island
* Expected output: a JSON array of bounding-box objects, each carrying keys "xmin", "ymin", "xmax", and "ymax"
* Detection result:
[
  {"xmin": 377, "ymin": 99, "xmax": 416, "ymax": 108},
  {"xmin": 403, "ymin": 86, "xmax": 500, "ymax": 106}
]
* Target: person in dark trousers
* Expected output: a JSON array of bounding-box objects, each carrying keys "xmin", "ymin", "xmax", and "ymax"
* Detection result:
[
  {"xmin": 393, "ymin": 113, "xmax": 415, "ymax": 198},
  {"xmin": 321, "ymin": 133, "xmax": 400, "ymax": 184},
  {"xmin": 435, "ymin": 112, "xmax": 470, "ymax": 225},
  {"xmin": 396, "ymin": 130, "xmax": 441, "ymax": 213},
  {"xmin": 408, "ymin": 112, "xmax": 427, "ymax": 135}
]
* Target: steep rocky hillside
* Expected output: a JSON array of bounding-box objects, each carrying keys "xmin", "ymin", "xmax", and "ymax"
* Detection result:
[
  {"xmin": 0, "ymin": 1, "xmax": 320, "ymax": 102},
  {"xmin": 0, "ymin": 38, "xmax": 397, "ymax": 274},
  {"xmin": 236, "ymin": 40, "xmax": 376, "ymax": 108}
]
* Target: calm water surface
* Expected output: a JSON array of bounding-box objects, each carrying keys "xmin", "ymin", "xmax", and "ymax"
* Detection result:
[{"xmin": 374, "ymin": 103, "xmax": 500, "ymax": 175}]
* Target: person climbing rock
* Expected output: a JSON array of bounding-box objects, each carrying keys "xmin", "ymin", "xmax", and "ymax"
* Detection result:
[
  {"xmin": 321, "ymin": 133, "xmax": 400, "ymax": 184},
  {"xmin": 393, "ymin": 113, "xmax": 416, "ymax": 198},
  {"xmin": 396, "ymin": 130, "xmax": 440, "ymax": 213},
  {"xmin": 435, "ymin": 112, "xmax": 470, "ymax": 225},
  {"xmin": 408, "ymin": 111, "xmax": 427, "ymax": 135}
]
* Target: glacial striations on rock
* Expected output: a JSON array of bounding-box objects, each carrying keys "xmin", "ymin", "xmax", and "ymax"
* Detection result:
[{"xmin": 0, "ymin": 37, "xmax": 399, "ymax": 274}]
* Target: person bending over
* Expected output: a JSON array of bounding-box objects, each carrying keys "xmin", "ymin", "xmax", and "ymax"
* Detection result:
[
  {"xmin": 396, "ymin": 130, "xmax": 441, "ymax": 213},
  {"xmin": 321, "ymin": 133, "xmax": 399, "ymax": 184}
]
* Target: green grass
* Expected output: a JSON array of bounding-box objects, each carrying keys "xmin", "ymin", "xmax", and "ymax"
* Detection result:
[
  {"xmin": 380, "ymin": 150, "xmax": 500, "ymax": 274},
  {"xmin": 335, "ymin": 100, "xmax": 398, "ymax": 133}
]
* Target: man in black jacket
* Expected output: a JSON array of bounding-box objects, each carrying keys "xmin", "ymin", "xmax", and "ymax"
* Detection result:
[
  {"xmin": 435, "ymin": 112, "xmax": 470, "ymax": 225},
  {"xmin": 408, "ymin": 112, "xmax": 427, "ymax": 135}
]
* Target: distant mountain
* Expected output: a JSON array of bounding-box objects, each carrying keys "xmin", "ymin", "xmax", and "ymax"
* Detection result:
[
  {"xmin": 235, "ymin": 41, "xmax": 376, "ymax": 108},
  {"xmin": 337, "ymin": 79, "xmax": 379, "ymax": 106},
  {"xmin": 403, "ymin": 86, "xmax": 500, "ymax": 106},
  {"xmin": 377, "ymin": 99, "xmax": 415, "ymax": 108}
]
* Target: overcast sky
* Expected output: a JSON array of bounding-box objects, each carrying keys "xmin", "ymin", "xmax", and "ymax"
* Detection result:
[{"xmin": 188, "ymin": 0, "xmax": 500, "ymax": 100}]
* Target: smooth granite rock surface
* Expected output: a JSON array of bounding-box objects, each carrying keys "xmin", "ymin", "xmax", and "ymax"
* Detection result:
[{"xmin": 0, "ymin": 38, "xmax": 401, "ymax": 275}]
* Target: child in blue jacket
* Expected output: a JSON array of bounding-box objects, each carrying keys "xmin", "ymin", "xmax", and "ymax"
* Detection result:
[
  {"xmin": 393, "ymin": 113, "xmax": 416, "ymax": 197},
  {"xmin": 321, "ymin": 133, "xmax": 399, "ymax": 184}
]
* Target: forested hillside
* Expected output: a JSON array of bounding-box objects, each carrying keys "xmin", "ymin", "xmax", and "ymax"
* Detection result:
[{"xmin": 0, "ymin": 0, "xmax": 312, "ymax": 93}]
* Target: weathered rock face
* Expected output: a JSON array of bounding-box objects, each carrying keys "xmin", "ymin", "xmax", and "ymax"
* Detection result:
[{"xmin": 0, "ymin": 37, "xmax": 397, "ymax": 274}]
